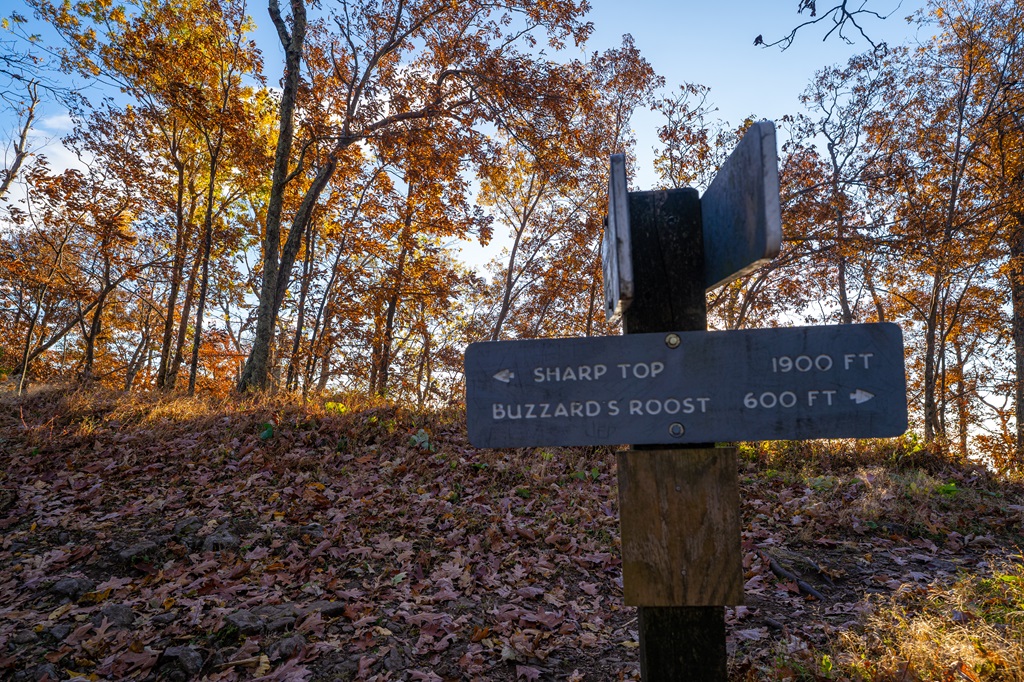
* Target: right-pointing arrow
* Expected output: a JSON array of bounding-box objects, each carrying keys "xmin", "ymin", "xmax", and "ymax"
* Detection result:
[{"xmin": 850, "ymin": 389, "xmax": 875, "ymax": 404}]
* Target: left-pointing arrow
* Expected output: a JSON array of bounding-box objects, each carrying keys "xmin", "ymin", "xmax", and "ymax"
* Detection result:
[{"xmin": 493, "ymin": 369, "xmax": 515, "ymax": 383}]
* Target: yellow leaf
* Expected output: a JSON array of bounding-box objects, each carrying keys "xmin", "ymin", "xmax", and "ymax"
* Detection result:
[
  {"xmin": 79, "ymin": 588, "xmax": 112, "ymax": 605},
  {"xmin": 254, "ymin": 654, "xmax": 270, "ymax": 676},
  {"xmin": 49, "ymin": 603, "xmax": 75, "ymax": 620},
  {"xmin": 162, "ymin": 598, "xmax": 176, "ymax": 610}
]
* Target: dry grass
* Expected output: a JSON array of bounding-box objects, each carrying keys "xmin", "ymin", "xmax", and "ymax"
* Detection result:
[
  {"xmin": 833, "ymin": 559, "xmax": 1024, "ymax": 681},
  {"xmin": 835, "ymin": 467, "xmax": 984, "ymax": 536},
  {"xmin": 740, "ymin": 433, "xmax": 961, "ymax": 474}
]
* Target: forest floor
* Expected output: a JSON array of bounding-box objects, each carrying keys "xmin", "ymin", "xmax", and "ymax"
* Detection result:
[{"xmin": 1, "ymin": 387, "xmax": 1023, "ymax": 681}]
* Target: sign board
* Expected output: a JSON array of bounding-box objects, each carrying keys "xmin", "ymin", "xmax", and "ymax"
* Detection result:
[
  {"xmin": 602, "ymin": 153, "xmax": 633, "ymax": 324},
  {"xmin": 465, "ymin": 323, "xmax": 906, "ymax": 448},
  {"xmin": 701, "ymin": 120, "xmax": 782, "ymax": 291}
]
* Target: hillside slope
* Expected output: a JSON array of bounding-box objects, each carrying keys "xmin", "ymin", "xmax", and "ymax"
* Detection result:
[{"xmin": 1, "ymin": 389, "xmax": 1022, "ymax": 681}]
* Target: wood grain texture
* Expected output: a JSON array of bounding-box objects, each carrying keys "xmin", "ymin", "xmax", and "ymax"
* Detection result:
[
  {"xmin": 622, "ymin": 188, "xmax": 706, "ymax": 336},
  {"xmin": 701, "ymin": 120, "xmax": 782, "ymax": 291},
  {"xmin": 617, "ymin": 186, "xmax": 731, "ymax": 680},
  {"xmin": 617, "ymin": 448, "xmax": 743, "ymax": 606}
]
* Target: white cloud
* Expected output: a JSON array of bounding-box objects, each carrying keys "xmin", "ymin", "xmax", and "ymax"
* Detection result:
[{"xmin": 38, "ymin": 113, "xmax": 74, "ymax": 134}]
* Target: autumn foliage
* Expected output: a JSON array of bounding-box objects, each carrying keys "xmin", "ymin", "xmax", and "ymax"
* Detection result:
[{"xmin": 0, "ymin": 0, "xmax": 1022, "ymax": 466}]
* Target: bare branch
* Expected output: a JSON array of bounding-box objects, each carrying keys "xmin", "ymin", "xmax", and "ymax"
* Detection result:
[
  {"xmin": 0, "ymin": 80, "xmax": 39, "ymax": 201},
  {"xmin": 758, "ymin": 0, "xmax": 901, "ymax": 53}
]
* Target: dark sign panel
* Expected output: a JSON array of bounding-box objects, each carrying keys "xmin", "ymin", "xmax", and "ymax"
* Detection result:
[
  {"xmin": 701, "ymin": 120, "xmax": 782, "ymax": 291},
  {"xmin": 465, "ymin": 323, "xmax": 907, "ymax": 448},
  {"xmin": 602, "ymin": 153, "xmax": 633, "ymax": 324}
]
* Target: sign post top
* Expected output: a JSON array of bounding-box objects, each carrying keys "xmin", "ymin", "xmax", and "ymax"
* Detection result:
[{"xmin": 602, "ymin": 121, "xmax": 783, "ymax": 320}]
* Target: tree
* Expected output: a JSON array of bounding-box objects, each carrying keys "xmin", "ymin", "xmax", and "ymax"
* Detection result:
[
  {"xmin": 789, "ymin": 52, "xmax": 899, "ymax": 325},
  {"xmin": 235, "ymin": 0, "xmax": 593, "ymax": 391},
  {"xmin": 2, "ymin": 159, "xmax": 151, "ymax": 391},
  {"xmin": 29, "ymin": 0, "xmax": 270, "ymax": 393},
  {"xmin": 483, "ymin": 36, "xmax": 660, "ymax": 342},
  {"xmin": 862, "ymin": 0, "xmax": 1019, "ymax": 451},
  {"xmin": 970, "ymin": 0, "xmax": 1024, "ymax": 465},
  {"xmin": 0, "ymin": 79, "xmax": 39, "ymax": 202},
  {"xmin": 364, "ymin": 120, "xmax": 487, "ymax": 396}
]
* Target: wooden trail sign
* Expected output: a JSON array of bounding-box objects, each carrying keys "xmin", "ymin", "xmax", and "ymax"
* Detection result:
[
  {"xmin": 465, "ymin": 118, "xmax": 908, "ymax": 681},
  {"xmin": 465, "ymin": 323, "xmax": 907, "ymax": 448}
]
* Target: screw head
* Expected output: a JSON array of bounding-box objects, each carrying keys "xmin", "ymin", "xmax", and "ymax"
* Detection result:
[
  {"xmin": 669, "ymin": 422, "xmax": 685, "ymax": 438},
  {"xmin": 665, "ymin": 333, "xmax": 681, "ymax": 349}
]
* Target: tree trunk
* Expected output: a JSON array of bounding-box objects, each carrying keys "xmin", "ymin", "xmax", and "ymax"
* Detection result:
[
  {"xmin": 124, "ymin": 317, "xmax": 152, "ymax": 393},
  {"xmin": 236, "ymin": 0, "xmax": 307, "ymax": 392},
  {"xmin": 829, "ymin": 156, "xmax": 854, "ymax": 325},
  {"xmin": 81, "ymin": 234, "xmax": 117, "ymax": 382},
  {"xmin": 492, "ymin": 225, "xmax": 524, "ymax": 341},
  {"xmin": 186, "ymin": 221, "xmax": 212, "ymax": 394},
  {"xmin": 585, "ymin": 261, "xmax": 599, "ymax": 337},
  {"xmin": 0, "ymin": 80, "xmax": 38, "ymax": 202},
  {"xmin": 837, "ymin": 255, "xmax": 852, "ymax": 324},
  {"xmin": 166, "ymin": 246, "xmax": 202, "ymax": 390},
  {"xmin": 17, "ymin": 301, "xmax": 45, "ymax": 395},
  {"xmin": 187, "ymin": 141, "xmax": 222, "ymax": 395},
  {"xmin": 376, "ymin": 200, "xmax": 414, "ymax": 396},
  {"xmin": 1010, "ymin": 215, "xmax": 1024, "ymax": 466},
  {"xmin": 415, "ymin": 314, "xmax": 430, "ymax": 409},
  {"xmin": 316, "ymin": 353, "xmax": 331, "ymax": 393},
  {"xmin": 302, "ymin": 239, "xmax": 347, "ymax": 393},
  {"xmin": 864, "ymin": 265, "xmax": 886, "ymax": 323},
  {"xmin": 157, "ymin": 151, "xmax": 189, "ymax": 388},
  {"xmin": 923, "ymin": 284, "xmax": 941, "ymax": 444},
  {"xmin": 368, "ymin": 313, "xmax": 381, "ymax": 395},
  {"xmin": 286, "ymin": 217, "xmax": 317, "ymax": 391},
  {"xmin": 953, "ymin": 337, "xmax": 969, "ymax": 459},
  {"xmin": 81, "ymin": 260, "xmax": 112, "ymax": 382}
]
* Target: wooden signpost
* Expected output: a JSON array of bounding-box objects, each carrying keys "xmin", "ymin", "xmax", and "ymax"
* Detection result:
[{"xmin": 464, "ymin": 120, "xmax": 908, "ymax": 680}]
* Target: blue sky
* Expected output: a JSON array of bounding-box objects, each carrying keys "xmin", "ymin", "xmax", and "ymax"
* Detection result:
[{"xmin": 235, "ymin": 0, "xmax": 930, "ymax": 190}]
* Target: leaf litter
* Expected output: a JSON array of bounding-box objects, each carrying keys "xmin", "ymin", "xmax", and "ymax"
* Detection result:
[{"xmin": 1, "ymin": 388, "xmax": 1023, "ymax": 680}]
